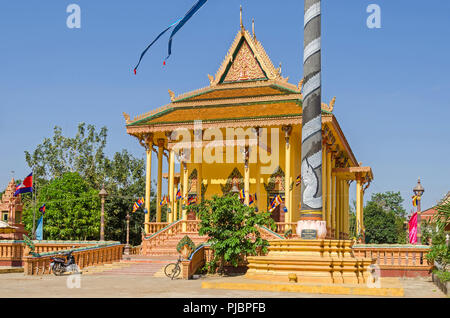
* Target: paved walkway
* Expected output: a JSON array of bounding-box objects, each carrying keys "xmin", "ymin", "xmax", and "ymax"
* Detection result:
[{"xmin": 0, "ymin": 273, "xmax": 446, "ymax": 298}]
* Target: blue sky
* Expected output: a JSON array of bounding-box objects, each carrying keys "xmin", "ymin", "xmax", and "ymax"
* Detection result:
[{"xmin": 0, "ymin": 0, "xmax": 449, "ymax": 212}]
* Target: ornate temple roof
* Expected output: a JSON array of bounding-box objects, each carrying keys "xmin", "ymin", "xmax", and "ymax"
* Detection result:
[{"xmin": 125, "ymin": 26, "xmax": 307, "ymax": 128}]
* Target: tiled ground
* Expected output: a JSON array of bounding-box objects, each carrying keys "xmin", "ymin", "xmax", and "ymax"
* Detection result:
[{"xmin": 0, "ymin": 273, "xmax": 446, "ymax": 298}]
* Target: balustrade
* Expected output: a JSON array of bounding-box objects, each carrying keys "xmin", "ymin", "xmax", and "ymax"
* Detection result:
[{"xmin": 23, "ymin": 243, "xmax": 124, "ymax": 275}]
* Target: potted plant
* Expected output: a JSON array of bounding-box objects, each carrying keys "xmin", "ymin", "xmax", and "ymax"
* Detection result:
[{"xmin": 176, "ymin": 235, "xmax": 195, "ymax": 259}]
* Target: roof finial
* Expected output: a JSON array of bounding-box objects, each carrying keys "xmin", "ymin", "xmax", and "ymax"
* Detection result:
[
  {"xmin": 240, "ymin": 5, "xmax": 243, "ymax": 30},
  {"xmin": 252, "ymin": 18, "xmax": 255, "ymax": 39}
]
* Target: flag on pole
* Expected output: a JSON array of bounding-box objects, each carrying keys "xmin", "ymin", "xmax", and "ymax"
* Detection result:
[
  {"xmin": 239, "ymin": 189, "xmax": 245, "ymax": 200},
  {"xmin": 133, "ymin": 0, "xmax": 208, "ymax": 74},
  {"xmin": 176, "ymin": 189, "xmax": 182, "ymax": 200},
  {"xmin": 187, "ymin": 195, "xmax": 197, "ymax": 206},
  {"xmin": 248, "ymin": 194, "xmax": 254, "ymax": 206},
  {"xmin": 39, "ymin": 204, "xmax": 46, "ymax": 215},
  {"xmin": 408, "ymin": 212, "xmax": 418, "ymax": 244},
  {"xmin": 14, "ymin": 173, "xmax": 33, "ymax": 196},
  {"xmin": 269, "ymin": 195, "xmax": 283, "ymax": 213},
  {"xmin": 132, "ymin": 197, "xmax": 145, "ymax": 213},
  {"xmin": 296, "ymin": 175, "xmax": 301, "ymax": 186},
  {"xmin": 35, "ymin": 216, "xmax": 43, "ymax": 241},
  {"xmin": 412, "ymin": 195, "xmax": 421, "ymax": 207}
]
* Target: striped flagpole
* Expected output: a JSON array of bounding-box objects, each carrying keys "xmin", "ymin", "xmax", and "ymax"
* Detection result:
[{"xmin": 300, "ymin": 0, "xmax": 323, "ymax": 220}]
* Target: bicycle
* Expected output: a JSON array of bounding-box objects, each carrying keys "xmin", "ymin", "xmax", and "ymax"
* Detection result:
[{"xmin": 164, "ymin": 256, "xmax": 182, "ymax": 280}]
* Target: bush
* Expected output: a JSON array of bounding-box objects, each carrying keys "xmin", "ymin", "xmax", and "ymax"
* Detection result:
[{"xmin": 188, "ymin": 194, "xmax": 274, "ymax": 275}]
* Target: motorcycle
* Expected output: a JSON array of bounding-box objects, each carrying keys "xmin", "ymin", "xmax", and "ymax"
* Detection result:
[{"xmin": 50, "ymin": 250, "xmax": 80, "ymax": 276}]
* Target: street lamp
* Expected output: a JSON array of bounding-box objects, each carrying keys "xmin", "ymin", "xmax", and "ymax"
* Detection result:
[
  {"xmin": 99, "ymin": 184, "xmax": 108, "ymax": 241},
  {"xmin": 413, "ymin": 178, "xmax": 425, "ymax": 244}
]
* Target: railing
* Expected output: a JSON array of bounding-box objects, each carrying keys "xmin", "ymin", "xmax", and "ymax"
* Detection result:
[
  {"xmin": 23, "ymin": 243, "xmax": 124, "ymax": 275},
  {"xmin": 145, "ymin": 222, "xmax": 170, "ymax": 234},
  {"xmin": 130, "ymin": 245, "xmax": 142, "ymax": 255},
  {"xmin": 352, "ymin": 244, "xmax": 432, "ymax": 276},
  {"xmin": 0, "ymin": 240, "xmax": 110, "ymax": 266},
  {"xmin": 181, "ymin": 244, "xmax": 209, "ymax": 279},
  {"xmin": 257, "ymin": 226, "xmax": 285, "ymax": 240},
  {"xmin": 275, "ymin": 222, "xmax": 298, "ymax": 236},
  {"xmin": 142, "ymin": 220, "xmax": 183, "ymax": 255},
  {"xmin": 184, "ymin": 220, "xmax": 200, "ymax": 233}
]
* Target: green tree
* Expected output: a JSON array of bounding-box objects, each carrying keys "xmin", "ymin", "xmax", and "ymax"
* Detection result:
[
  {"xmin": 364, "ymin": 201, "xmax": 398, "ymax": 244},
  {"xmin": 189, "ymin": 195, "xmax": 274, "ymax": 275},
  {"xmin": 23, "ymin": 123, "xmax": 155, "ymax": 245},
  {"xmin": 23, "ymin": 172, "xmax": 100, "ymax": 240},
  {"xmin": 25, "ymin": 123, "xmax": 108, "ymax": 190},
  {"xmin": 367, "ymin": 192, "xmax": 408, "ymax": 243}
]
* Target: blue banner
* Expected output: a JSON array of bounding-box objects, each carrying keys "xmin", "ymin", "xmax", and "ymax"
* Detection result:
[{"xmin": 35, "ymin": 216, "xmax": 43, "ymax": 240}]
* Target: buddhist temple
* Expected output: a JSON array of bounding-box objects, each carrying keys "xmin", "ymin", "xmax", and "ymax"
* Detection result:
[
  {"xmin": 0, "ymin": 179, "xmax": 27, "ymax": 240},
  {"xmin": 124, "ymin": 21, "xmax": 373, "ymax": 242}
]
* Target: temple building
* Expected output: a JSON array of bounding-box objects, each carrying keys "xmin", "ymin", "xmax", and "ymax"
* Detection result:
[
  {"xmin": 0, "ymin": 179, "xmax": 27, "ymax": 240},
  {"xmin": 124, "ymin": 23, "xmax": 373, "ymax": 240}
]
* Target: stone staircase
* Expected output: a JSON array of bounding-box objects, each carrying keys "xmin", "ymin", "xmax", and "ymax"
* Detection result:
[
  {"xmin": 142, "ymin": 232, "xmax": 208, "ymax": 257},
  {"xmin": 83, "ymin": 255, "xmax": 179, "ymax": 277}
]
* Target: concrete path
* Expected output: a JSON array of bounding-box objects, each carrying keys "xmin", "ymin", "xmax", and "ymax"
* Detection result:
[{"xmin": 0, "ymin": 273, "xmax": 446, "ymax": 298}]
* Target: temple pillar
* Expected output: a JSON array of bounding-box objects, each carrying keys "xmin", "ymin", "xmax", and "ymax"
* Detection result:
[
  {"xmin": 156, "ymin": 139, "xmax": 164, "ymax": 222},
  {"xmin": 340, "ymin": 179, "xmax": 345, "ymax": 239},
  {"xmin": 168, "ymin": 148, "xmax": 175, "ymax": 223},
  {"xmin": 244, "ymin": 145, "xmax": 250, "ymax": 206},
  {"xmin": 282, "ymin": 126, "xmax": 292, "ymax": 225},
  {"xmin": 322, "ymin": 143, "xmax": 327, "ymax": 228},
  {"xmin": 182, "ymin": 161, "xmax": 188, "ymax": 232},
  {"xmin": 344, "ymin": 181, "xmax": 350, "ymax": 238},
  {"xmin": 356, "ymin": 175, "xmax": 363, "ymax": 238},
  {"xmin": 144, "ymin": 147, "xmax": 152, "ymax": 234},
  {"xmin": 336, "ymin": 177, "xmax": 341, "ymax": 239},
  {"xmin": 197, "ymin": 163, "xmax": 203, "ymax": 204},
  {"xmin": 326, "ymin": 149, "xmax": 332, "ymax": 237},
  {"xmin": 254, "ymin": 128, "xmax": 262, "ymax": 212},
  {"xmin": 331, "ymin": 161, "xmax": 337, "ymax": 239}
]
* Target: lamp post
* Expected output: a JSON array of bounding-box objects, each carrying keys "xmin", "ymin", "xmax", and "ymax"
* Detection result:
[
  {"xmin": 99, "ymin": 185, "xmax": 108, "ymax": 241},
  {"xmin": 413, "ymin": 178, "xmax": 425, "ymax": 244},
  {"xmin": 124, "ymin": 212, "xmax": 130, "ymax": 255}
]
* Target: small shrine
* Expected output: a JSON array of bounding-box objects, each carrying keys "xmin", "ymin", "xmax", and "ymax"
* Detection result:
[{"xmin": 0, "ymin": 179, "xmax": 27, "ymax": 240}]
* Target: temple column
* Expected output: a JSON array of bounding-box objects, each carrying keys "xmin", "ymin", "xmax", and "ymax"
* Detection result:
[
  {"xmin": 331, "ymin": 159, "xmax": 337, "ymax": 239},
  {"xmin": 336, "ymin": 177, "xmax": 341, "ymax": 239},
  {"xmin": 254, "ymin": 128, "xmax": 262, "ymax": 212},
  {"xmin": 156, "ymin": 139, "xmax": 164, "ymax": 222},
  {"xmin": 322, "ymin": 143, "xmax": 327, "ymax": 228},
  {"xmin": 244, "ymin": 145, "xmax": 250, "ymax": 206},
  {"xmin": 344, "ymin": 181, "xmax": 350, "ymax": 238},
  {"xmin": 173, "ymin": 179, "xmax": 178, "ymax": 221},
  {"xmin": 340, "ymin": 179, "xmax": 345, "ymax": 239},
  {"xmin": 282, "ymin": 126, "xmax": 292, "ymax": 225},
  {"xmin": 197, "ymin": 163, "xmax": 203, "ymax": 204},
  {"xmin": 356, "ymin": 175, "xmax": 362, "ymax": 238},
  {"xmin": 182, "ymin": 161, "xmax": 188, "ymax": 232},
  {"xmin": 326, "ymin": 149, "xmax": 332, "ymax": 237},
  {"xmin": 168, "ymin": 147, "xmax": 175, "ymax": 223},
  {"xmin": 144, "ymin": 139, "xmax": 152, "ymax": 234}
]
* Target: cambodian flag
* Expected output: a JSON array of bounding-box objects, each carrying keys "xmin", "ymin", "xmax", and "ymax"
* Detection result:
[
  {"xmin": 39, "ymin": 204, "xmax": 46, "ymax": 215},
  {"xmin": 408, "ymin": 212, "xmax": 418, "ymax": 244},
  {"xmin": 14, "ymin": 173, "xmax": 33, "ymax": 196}
]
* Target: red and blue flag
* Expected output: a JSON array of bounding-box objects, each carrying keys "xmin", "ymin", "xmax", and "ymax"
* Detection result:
[
  {"xmin": 14, "ymin": 173, "xmax": 33, "ymax": 196},
  {"xmin": 39, "ymin": 204, "xmax": 46, "ymax": 215}
]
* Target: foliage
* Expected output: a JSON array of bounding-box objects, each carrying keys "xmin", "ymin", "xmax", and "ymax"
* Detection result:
[
  {"xmin": 434, "ymin": 203, "xmax": 450, "ymax": 233},
  {"xmin": 176, "ymin": 235, "xmax": 195, "ymax": 254},
  {"xmin": 371, "ymin": 191, "xmax": 407, "ymax": 218},
  {"xmin": 23, "ymin": 172, "xmax": 101, "ymax": 240},
  {"xmin": 189, "ymin": 194, "xmax": 274, "ymax": 275},
  {"xmin": 426, "ymin": 244, "xmax": 449, "ymax": 272},
  {"xmin": 364, "ymin": 192, "xmax": 408, "ymax": 244},
  {"xmin": 433, "ymin": 269, "xmax": 450, "ymax": 282},
  {"xmin": 364, "ymin": 201, "xmax": 398, "ymax": 244},
  {"xmin": 22, "ymin": 123, "xmax": 154, "ymax": 246}
]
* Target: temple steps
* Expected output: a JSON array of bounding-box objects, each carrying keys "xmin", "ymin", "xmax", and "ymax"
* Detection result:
[
  {"xmin": 83, "ymin": 256, "xmax": 179, "ymax": 276},
  {"xmin": 245, "ymin": 239, "xmax": 375, "ymax": 285},
  {"xmin": 141, "ymin": 232, "xmax": 208, "ymax": 257}
]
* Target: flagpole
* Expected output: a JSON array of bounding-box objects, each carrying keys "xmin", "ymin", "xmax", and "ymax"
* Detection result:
[{"xmin": 32, "ymin": 167, "xmax": 36, "ymax": 240}]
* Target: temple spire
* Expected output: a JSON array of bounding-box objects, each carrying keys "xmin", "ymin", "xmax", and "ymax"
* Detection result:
[{"xmin": 240, "ymin": 5, "xmax": 243, "ymax": 30}]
